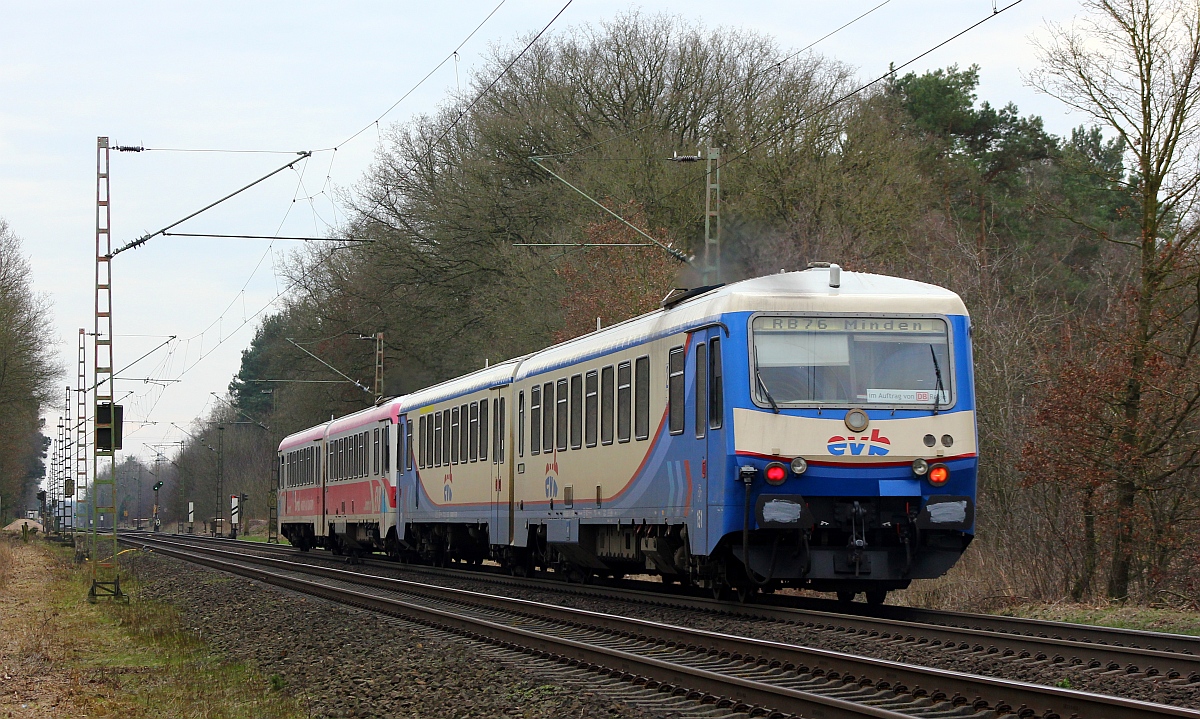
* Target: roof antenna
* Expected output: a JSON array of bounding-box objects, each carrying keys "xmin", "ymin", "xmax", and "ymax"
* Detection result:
[{"xmin": 829, "ymin": 264, "xmax": 841, "ymax": 288}]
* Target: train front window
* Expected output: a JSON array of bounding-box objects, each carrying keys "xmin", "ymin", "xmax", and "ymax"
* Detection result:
[{"xmin": 752, "ymin": 316, "xmax": 952, "ymax": 407}]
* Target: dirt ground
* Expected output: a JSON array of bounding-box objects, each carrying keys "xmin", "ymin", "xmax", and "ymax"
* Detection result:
[
  {"xmin": 0, "ymin": 535, "xmax": 87, "ymax": 718},
  {"xmin": 0, "ymin": 535, "xmax": 304, "ymax": 719}
]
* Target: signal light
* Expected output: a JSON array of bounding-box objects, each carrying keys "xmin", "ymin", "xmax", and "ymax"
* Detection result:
[
  {"xmin": 790, "ymin": 457, "xmax": 808, "ymax": 475},
  {"xmin": 912, "ymin": 458, "xmax": 929, "ymax": 476},
  {"xmin": 928, "ymin": 464, "xmax": 949, "ymax": 486},
  {"xmin": 764, "ymin": 462, "xmax": 787, "ymax": 485}
]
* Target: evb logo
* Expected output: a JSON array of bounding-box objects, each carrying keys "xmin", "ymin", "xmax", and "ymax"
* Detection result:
[{"xmin": 827, "ymin": 429, "xmax": 891, "ymax": 456}]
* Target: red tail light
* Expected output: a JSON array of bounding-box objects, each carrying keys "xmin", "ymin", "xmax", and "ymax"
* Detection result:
[
  {"xmin": 928, "ymin": 464, "xmax": 949, "ymax": 486},
  {"xmin": 764, "ymin": 462, "xmax": 787, "ymax": 485}
]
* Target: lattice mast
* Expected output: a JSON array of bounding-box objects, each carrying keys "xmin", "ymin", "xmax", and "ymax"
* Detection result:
[
  {"xmin": 703, "ymin": 147, "xmax": 721, "ymax": 286},
  {"xmin": 63, "ymin": 385, "xmax": 73, "ymax": 535},
  {"xmin": 89, "ymin": 137, "xmax": 122, "ymax": 601},
  {"xmin": 51, "ymin": 418, "xmax": 62, "ymax": 534},
  {"xmin": 76, "ymin": 329, "xmax": 87, "ymax": 543}
]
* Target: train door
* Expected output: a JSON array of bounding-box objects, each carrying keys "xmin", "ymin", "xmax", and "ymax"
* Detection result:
[
  {"xmin": 396, "ymin": 414, "xmax": 408, "ymax": 533},
  {"xmin": 696, "ymin": 328, "xmax": 724, "ymax": 556},
  {"xmin": 489, "ymin": 387, "xmax": 513, "ymax": 544},
  {"xmin": 319, "ymin": 436, "xmax": 328, "ymax": 539}
]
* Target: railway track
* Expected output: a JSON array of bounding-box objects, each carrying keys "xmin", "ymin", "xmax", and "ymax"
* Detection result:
[
  {"xmin": 143, "ymin": 532, "xmax": 1200, "ymax": 687},
  {"xmin": 123, "ymin": 533, "xmax": 1200, "ymax": 719}
]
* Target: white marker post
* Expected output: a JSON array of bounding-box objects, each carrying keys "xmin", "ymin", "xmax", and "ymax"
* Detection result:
[
  {"xmin": 230, "ymin": 494, "xmax": 240, "ymax": 539},
  {"xmin": 187, "ymin": 501, "xmax": 194, "ymax": 534}
]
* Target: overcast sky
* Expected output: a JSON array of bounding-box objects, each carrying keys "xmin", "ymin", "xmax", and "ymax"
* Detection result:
[{"xmin": 2, "ymin": 0, "xmax": 1087, "ymax": 468}]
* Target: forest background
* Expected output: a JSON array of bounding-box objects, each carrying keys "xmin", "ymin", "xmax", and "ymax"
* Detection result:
[{"xmin": 76, "ymin": 1, "xmax": 1200, "ymax": 607}]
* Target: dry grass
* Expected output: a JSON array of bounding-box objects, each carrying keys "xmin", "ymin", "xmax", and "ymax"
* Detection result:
[
  {"xmin": 0, "ymin": 538, "xmax": 307, "ymax": 718},
  {"xmin": 0, "ymin": 534, "xmax": 14, "ymax": 591}
]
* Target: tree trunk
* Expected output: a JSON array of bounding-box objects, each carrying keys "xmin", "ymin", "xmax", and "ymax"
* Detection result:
[{"xmin": 1071, "ymin": 485, "xmax": 1096, "ymax": 601}]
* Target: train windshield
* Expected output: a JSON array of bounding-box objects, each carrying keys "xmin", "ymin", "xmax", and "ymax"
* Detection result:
[{"xmin": 752, "ymin": 316, "xmax": 952, "ymax": 407}]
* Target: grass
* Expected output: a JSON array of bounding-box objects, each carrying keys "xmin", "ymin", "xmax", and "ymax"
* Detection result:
[
  {"xmin": 0, "ymin": 537, "xmax": 309, "ymax": 718},
  {"xmin": 999, "ymin": 603, "xmax": 1200, "ymax": 637},
  {"xmin": 0, "ymin": 536, "xmax": 13, "ymax": 591}
]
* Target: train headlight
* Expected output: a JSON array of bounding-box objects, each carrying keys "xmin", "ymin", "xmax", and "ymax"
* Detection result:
[
  {"xmin": 844, "ymin": 408, "xmax": 869, "ymax": 433},
  {"xmin": 928, "ymin": 463, "xmax": 949, "ymax": 486},
  {"xmin": 790, "ymin": 457, "xmax": 808, "ymax": 475},
  {"xmin": 764, "ymin": 462, "xmax": 787, "ymax": 485},
  {"xmin": 912, "ymin": 458, "xmax": 929, "ymax": 476}
]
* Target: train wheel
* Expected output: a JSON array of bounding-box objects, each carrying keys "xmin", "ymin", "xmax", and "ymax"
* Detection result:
[
  {"xmin": 710, "ymin": 581, "xmax": 728, "ymax": 601},
  {"xmin": 865, "ymin": 589, "xmax": 888, "ymax": 606},
  {"xmin": 734, "ymin": 584, "xmax": 757, "ymax": 604},
  {"xmin": 836, "ymin": 590, "xmax": 856, "ymax": 604}
]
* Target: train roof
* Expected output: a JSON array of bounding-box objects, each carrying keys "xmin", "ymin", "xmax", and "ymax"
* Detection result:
[
  {"xmin": 399, "ymin": 356, "xmax": 527, "ymax": 410},
  {"xmin": 289, "ymin": 268, "xmax": 967, "ymax": 418},
  {"xmin": 514, "ymin": 268, "xmax": 967, "ymax": 380},
  {"xmin": 327, "ymin": 400, "xmax": 400, "ymax": 436},
  {"xmin": 278, "ymin": 422, "xmax": 329, "ymax": 453}
]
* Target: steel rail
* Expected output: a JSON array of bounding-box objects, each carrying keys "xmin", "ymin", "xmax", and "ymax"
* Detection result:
[
  {"xmin": 125, "ymin": 534, "xmax": 1200, "ymax": 719},
  {"xmin": 125, "ymin": 536, "xmax": 907, "ymax": 719},
  {"xmin": 150, "ymin": 532, "xmax": 1200, "ymax": 680}
]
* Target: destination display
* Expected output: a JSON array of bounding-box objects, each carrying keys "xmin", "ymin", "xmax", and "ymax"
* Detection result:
[{"xmin": 753, "ymin": 316, "xmax": 945, "ymax": 334}]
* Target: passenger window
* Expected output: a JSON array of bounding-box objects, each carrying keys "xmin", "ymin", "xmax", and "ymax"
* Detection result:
[
  {"xmin": 499, "ymin": 396, "xmax": 506, "ymax": 462},
  {"xmin": 471, "ymin": 402, "xmax": 481, "ymax": 462},
  {"xmin": 426, "ymin": 414, "xmax": 434, "ymax": 468},
  {"xmin": 406, "ymin": 421, "xmax": 414, "ymax": 472},
  {"xmin": 601, "ymin": 366, "xmax": 614, "ymax": 445},
  {"xmin": 434, "ymin": 413, "xmax": 443, "ymax": 466},
  {"xmin": 709, "ymin": 338, "xmax": 723, "ymax": 429},
  {"xmin": 451, "ymin": 407, "xmax": 460, "ymax": 464},
  {"xmin": 384, "ymin": 426, "xmax": 391, "ymax": 473},
  {"xmin": 479, "ymin": 400, "xmax": 488, "ymax": 463},
  {"xmin": 491, "ymin": 398, "xmax": 499, "ymax": 463},
  {"xmin": 585, "ymin": 371, "xmax": 598, "ymax": 447},
  {"xmin": 668, "ymin": 347, "xmax": 685, "ymax": 435},
  {"xmin": 556, "ymin": 379, "xmax": 568, "ymax": 452},
  {"xmin": 530, "ymin": 386, "xmax": 541, "ymax": 455},
  {"xmin": 617, "ymin": 362, "xmax": 632, "ymax": 443},
  {"xmin": 518, "ymin": 391, "xmax": 525, "ymax": 458},
  {"xmin": 570, "ymin": 374, "xmax": 583, "ymax": 450},
  {"xmin": 635, "ymin": 355, "xmax": 651, "ymax": 440},
  {"xmin": 373, "ymin": 428, "xmax": 380, "ymax": 475},
  {"xmin": 543, "ymin": 382, "xmax": 555, "ymax": 453},
  {"xmin": 442, "ymin": 410, "xmax": 451, "ymax": 466},
  {"xmin": 459, "ymin": 403, "xmax": 470, "ymax": 464},
  {"xmin": 360, "ymin": 432, "xmax": 367, "ymax": 476}
]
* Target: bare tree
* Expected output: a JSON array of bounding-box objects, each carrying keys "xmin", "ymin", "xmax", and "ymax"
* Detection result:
[
  {"xmin": 1031, "ymin": 0, "xmax": 1200, "ymax": 600},
  {"xmin": 0, "ymin": 219, "xmax": 60, "ymax": 521}
]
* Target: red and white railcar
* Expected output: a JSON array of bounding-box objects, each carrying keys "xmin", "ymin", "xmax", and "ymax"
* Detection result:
[{"xmin": 277, "ymin": 400, "xmax": 401, "ymax": 555}]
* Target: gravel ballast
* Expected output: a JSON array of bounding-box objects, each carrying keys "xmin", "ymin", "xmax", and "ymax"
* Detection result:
[
  {"xmin": 213, "ymin": 544, "xmax": 1200, "ymax": 710},
  {"xmin": 125, "ymin": 551, "xmax": 670, "ymax": 719}
]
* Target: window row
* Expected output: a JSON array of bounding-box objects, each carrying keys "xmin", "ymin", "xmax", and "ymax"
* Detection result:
[
  {"xmin": 281, "ymin": 445, "xmax": 319, "ymax": 488},
  {"xmin": 516, "ymin": 355, "xmax": 651, "ymax": 457},
  {"xmin": 416, "ymin": 397, "xmax": 506, "ymax": 470},
  {"xmin": 327, "ymin": 425, "xmax": 391, "ymax": 482}
]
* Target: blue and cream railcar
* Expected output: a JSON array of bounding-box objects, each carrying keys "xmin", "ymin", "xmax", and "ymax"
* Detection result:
[{"xmin": 384, "ymin": 266, "xmax": 977, "ymax": 601}]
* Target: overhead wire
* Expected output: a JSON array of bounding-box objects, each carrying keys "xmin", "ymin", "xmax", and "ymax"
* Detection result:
[
  {"xmin": 113, "ymin": 0, "xmax": 569, "ymax": 455},
  {"xmin": 320, "ymin": 0, "xmax": 509, "ymax": 152},
  {"xmin": 653, "ymin": 0, "xmax": 1027, "ymax": 204}
]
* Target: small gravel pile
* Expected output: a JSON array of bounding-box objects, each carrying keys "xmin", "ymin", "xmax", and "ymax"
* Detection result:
[{"xmin": 125, "ymin": 551, "xmax": 659, "ymax": 719}]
